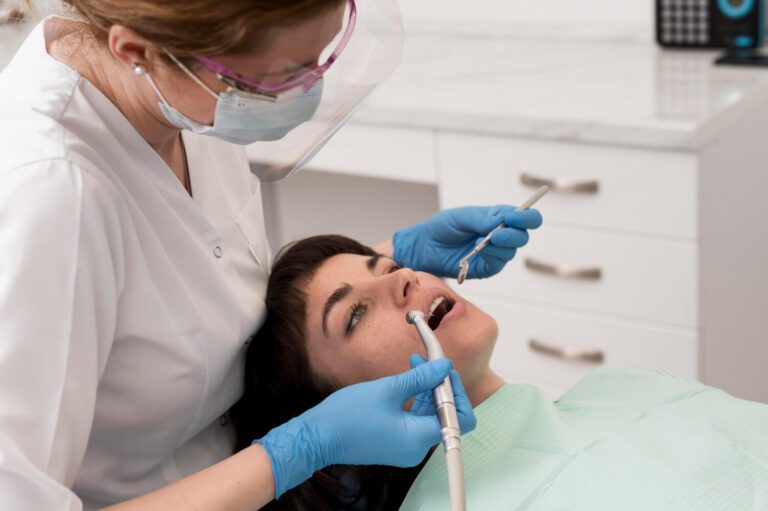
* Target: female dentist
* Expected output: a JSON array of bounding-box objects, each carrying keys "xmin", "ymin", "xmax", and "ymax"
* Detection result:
[{"xmin": 0, "ymin": 0, "xmax": 542, "ymax": 509}]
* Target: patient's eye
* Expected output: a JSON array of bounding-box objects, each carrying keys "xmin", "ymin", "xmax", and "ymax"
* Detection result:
[
  {"xmin": 346, "ymin": 303, "xmax": 367, "ymax": 334},
  {"xmin": 387, "ymin": 263, "xmax": 403, "ymax": 274}
]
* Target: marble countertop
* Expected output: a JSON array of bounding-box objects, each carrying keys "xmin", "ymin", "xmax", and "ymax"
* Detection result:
[{"xmin": 352, "ymin": 26, "xmax": 768, "ymax": 150}]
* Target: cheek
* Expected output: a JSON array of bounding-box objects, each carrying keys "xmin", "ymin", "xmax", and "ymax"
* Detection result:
[
  {"xmin": 341, "ymin": 313, "xmax": 425, "ymax": 385},
  {"xmin": 186, "ymin": 89, "xmax": 218, "ymax": 124}
]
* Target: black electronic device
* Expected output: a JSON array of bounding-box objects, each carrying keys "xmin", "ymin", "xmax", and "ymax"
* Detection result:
[{"xmin": 656, "ymin": 0, "xmax": 764, "ymax": 49}]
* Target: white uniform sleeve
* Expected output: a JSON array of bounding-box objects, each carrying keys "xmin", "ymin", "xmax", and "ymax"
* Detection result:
[{"xmin": 0, "ymin": 160, "xmax": 124, "ymax": 511}]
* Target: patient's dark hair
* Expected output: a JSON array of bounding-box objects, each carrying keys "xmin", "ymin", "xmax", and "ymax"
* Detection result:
[{"xmin": 229, "ymin": 234, "xmax": 423, "ymax": 510}]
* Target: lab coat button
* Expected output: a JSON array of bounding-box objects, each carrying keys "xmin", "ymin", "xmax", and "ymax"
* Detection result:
[{"xmin": 213, "ymin": 246, "xmax": 223, "ymax": 258}]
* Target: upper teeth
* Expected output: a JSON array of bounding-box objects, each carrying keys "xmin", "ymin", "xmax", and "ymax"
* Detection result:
[{"xmin": 428, "ymin": 296, "xmax": 446, "ymax": 316}]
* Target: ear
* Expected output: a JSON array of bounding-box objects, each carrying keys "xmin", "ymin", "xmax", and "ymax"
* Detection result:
[{"xmin": 107, "ymin": 25, "xmax": 165, "ymax": 74}]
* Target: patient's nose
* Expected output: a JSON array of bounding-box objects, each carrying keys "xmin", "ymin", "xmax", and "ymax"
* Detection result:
[{"xmin": 388, "ymin": 267, "xmax": 418, "ymax": 307}]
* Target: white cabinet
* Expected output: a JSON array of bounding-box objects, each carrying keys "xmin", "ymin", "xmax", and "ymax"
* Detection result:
[
  {"xmin": 470, "ymin": 294, "xmax": 697, "ymax": 397},
  {"xmin": 438, "ymin": 134, "xmax": 703, "ymax": 392},
  {"xmin": 454, "ymin": 224, "xmax": 698, "ymax": 327},
  {"xmin": 437, "ymin": 136, "xmax": 698, "ymax": 239},
  {"xmin": 440, "ymin": 135, "xmax": 699, "ymax": 327},
  {"xmin": 437, "ymin": 127, "xmax": 768, "ymax": 402}
]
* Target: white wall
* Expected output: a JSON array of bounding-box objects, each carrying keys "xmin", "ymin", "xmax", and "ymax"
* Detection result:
[
  {"xmin": 0, "ymin": 0, "xmax": 656, "ymax": 73},
  {"xmin": 0, "ymin": 20, "xmax": 34, "ymax": 71},
  {"xmin": 262, "ymin": 170, "xmax": 439, "ymax": 251},
  {"xmin": 400, "ymin": 0, "xmax": 653, "ymax": 29}
]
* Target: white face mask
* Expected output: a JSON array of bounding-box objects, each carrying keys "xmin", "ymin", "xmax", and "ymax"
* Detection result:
[{"xmin": 143, "ymin": 58, "xmax": 323, "ymax": 145}]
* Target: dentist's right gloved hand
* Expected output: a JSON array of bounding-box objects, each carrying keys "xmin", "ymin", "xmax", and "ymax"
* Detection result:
[
  {"xmin": 407, "ymin": 354, "xmax": 477, "ymax": 427},
  {"xmin": 255, "ymin": 358, "xmax": 476, "ymax": 498}
]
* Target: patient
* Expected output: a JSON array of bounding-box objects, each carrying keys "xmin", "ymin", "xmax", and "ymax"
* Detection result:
[{"xmin": 230, "ymin": 235, "xmax": 768, "ymax": 511}]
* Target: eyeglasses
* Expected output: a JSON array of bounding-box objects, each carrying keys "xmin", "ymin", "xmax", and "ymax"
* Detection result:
[{"xmin": 195, "ymin": 0, "xmax": 357, "ymax": 96}]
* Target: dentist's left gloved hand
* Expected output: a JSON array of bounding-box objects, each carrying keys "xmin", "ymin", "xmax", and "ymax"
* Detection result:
[
  {"xmin": 393, "ymin": 205, "xmax": 543, "ymax": 279},
  {"xmin": 255, "ymin": 358, "xmax": 476, "ymax": 499}
]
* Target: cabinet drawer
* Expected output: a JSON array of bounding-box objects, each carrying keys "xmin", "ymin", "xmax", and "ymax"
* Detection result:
[
  {"xmin": 455, "ymin": 225, "xmax": 698, "ymax": 327},
  {"xmin": 467, "ymin": 295, "xmax": 698, "ymax": 389},
  {"xmin": 438, "ymin": 133, "xmax": 698, "ymax": 239}
]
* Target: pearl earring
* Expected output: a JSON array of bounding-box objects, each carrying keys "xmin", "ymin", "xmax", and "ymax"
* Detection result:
[{"xmin": 132, "ymin": 64, "xmax": 146, "ymax": 76}]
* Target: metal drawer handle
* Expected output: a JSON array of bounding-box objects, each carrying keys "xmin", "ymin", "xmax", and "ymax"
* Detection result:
[
  {"xmin": 521, "ymin": 173, "xmax": 599, "ymax": 194},
  {"xmin": 525, "ymin": 257, "xmax": 602, "ymax": 281},
  {"xmin": 529, "ymin": 338, "xmax": 605, "ymax": 364}
]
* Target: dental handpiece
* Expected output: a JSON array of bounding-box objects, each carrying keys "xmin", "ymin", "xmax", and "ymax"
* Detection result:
[
  {"xmin": 406, "ymin": 310, "xmax": 466, "ymax": 511},
  {"xmin": 457, "ymin": 185, "xmax": 550, "ymax": 285}
]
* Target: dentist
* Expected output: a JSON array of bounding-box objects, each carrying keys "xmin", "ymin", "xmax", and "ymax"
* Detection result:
[{"xmin": 0, "ymin": 1, "xmax": 542, "ymax": 509}]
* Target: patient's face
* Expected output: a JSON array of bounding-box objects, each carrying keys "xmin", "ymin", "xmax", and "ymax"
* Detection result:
[{"xmin": 303, "ymin": 253, "xmax": 498, "ymax": 390}]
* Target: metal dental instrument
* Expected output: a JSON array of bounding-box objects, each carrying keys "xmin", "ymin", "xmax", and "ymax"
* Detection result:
[
  {"xmin": 406, "ymin": 310, "xmax": 465, "ymax": 511},
  {"xmin": 457, "ymin": 185, "xmax": 550, "ymax": 285}
]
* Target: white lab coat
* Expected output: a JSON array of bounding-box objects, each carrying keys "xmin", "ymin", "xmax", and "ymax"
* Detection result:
[{"xmin": 0, "ymin": 18, "xmax": 270, "ymax": 510}]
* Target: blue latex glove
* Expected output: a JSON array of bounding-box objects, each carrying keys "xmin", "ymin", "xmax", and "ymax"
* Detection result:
[
  {"xmin": 393, "ymin": 205, "xmax": 543, "ymax": 279},
  {"xmin": 256, "ymin": 358, "xmax": 476, "ymax": 498}
]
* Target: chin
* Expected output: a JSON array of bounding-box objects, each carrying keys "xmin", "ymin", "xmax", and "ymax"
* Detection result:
[
  {"xmin": 472, "ymin": 312, "xmax": 499, "ymax": 350},
  {"xmin": 440, "ymin": 307, "xmax": 498, "ymax": 368},
  {"xmin": 462, "ymin": 300, "xmax": 498, "ymax": 339}
]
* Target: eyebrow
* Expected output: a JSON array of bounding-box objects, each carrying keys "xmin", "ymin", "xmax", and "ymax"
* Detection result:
[
  {"xmin": 321, "ymin": 254, "xmax": 385, "ymax": 336},
  {"xmin": 322, "ymin": 283, "xmax": 352, "ymax": 336},
  {"xmin": 367, "ymin": 253, "xmax": 383, "ymax": 272}
]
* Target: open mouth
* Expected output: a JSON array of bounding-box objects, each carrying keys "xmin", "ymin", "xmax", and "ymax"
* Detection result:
[{"xmin": 427, "ymin": 296, "xmax": 456, "ymax": 330}]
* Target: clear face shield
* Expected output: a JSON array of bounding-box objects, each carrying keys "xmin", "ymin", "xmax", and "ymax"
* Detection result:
[{"xmin": 194, "ymin": 0, "xmax": 404, "ymax": 182}]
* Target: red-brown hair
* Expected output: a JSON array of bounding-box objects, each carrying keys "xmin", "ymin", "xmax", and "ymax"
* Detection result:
[{"xmin": 60, "ymin": 0, "xmax": 344, "ymax": 56}]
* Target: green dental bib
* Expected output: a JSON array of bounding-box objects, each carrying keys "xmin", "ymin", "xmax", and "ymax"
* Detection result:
[{"xmin": 400, "ymin": 369, "xmax": 768, "ymax": 510}]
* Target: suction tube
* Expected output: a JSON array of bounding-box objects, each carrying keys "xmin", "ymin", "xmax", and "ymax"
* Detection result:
[{"xmin": 406, "ymin": 310, "xmax": 466, "ymax": 511}]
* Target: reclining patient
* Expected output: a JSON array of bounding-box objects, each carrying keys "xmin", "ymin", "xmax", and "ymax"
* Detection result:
[{"xmin": 230, "ymin": 235, "xmax": 768, "ymax": 511}]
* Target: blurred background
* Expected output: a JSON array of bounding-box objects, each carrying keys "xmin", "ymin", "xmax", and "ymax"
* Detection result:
[{"xmin": 2, "ymin": 0, "xmax": 766, "ymax": 402}]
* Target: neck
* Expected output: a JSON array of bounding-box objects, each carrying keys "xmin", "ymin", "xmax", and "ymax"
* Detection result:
[{"xmin": 466, "ymin": 370, "xmax": 505, "ymax": 407}]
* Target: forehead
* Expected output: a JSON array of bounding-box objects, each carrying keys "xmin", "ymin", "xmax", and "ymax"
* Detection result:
[{"xmin": 307, "ymin": 253, "xmax": 372, "ymax": 296}]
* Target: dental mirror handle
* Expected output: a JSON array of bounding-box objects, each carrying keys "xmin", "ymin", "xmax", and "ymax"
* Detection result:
[
  {"xmin": 471, "ymin": 185, "xmax": 549, "ymax": 257},
  {"xmin": 457, "ymin": 185, "xmax": 549, "ymax": 285},
  {"xmin": 475, "ymin": 185, "xmax": 549, "ymax": 254}
]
